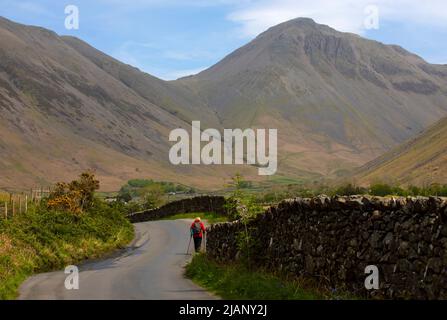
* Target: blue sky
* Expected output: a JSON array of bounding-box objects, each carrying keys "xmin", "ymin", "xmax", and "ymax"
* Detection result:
[{"xmin": 1, "ymin": 0, "xmax": 446, "ymax": 80}]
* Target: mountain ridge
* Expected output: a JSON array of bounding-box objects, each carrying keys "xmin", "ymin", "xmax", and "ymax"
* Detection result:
[
  {"xmin": 0, "ymin": 16, "xmax": 250, "ymax": 191},
  {"xmin": 1, "ymin": 16, "xmax": 447, "ymax": 190},
  {"xmin": 176, "ymin": 17, "xmax": 447, "ymax": 180}
]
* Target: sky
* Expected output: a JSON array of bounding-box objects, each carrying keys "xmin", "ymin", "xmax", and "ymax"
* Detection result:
[{"xmin": 1, "ymin": 0, "xmax": 446, "ymax": 80}]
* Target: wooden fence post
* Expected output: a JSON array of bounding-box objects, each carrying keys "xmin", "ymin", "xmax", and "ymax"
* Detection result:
[
  {"xmin": 12, "ymin": 199, "xmax": 15, "ymax": 217},
  {"xmin": 19, "ymin": 196, "xmax": 22, "ymax": 214},
  {"xmin": 4, "ymin": 202, "xmax": 7, "ymax": 220},
  {"xmin": 25, "ymin": 195, "xmax": 28, "ymax": 213}
]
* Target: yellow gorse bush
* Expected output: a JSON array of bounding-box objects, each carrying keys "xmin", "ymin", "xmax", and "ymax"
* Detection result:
[{"xmin": 47, "ymin": 172, "xmax": 99, "ymax": 214}]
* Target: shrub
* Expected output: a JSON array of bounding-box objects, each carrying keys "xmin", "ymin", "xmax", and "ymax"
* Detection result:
[
  {"xmin": 333, "ymin": 183, "xmax": 367, "ymax": 196},
  {"xmin": 142, "ymin": 184, "xmax": 165, "ymax": 210},
  {"xmin": 47, "ymin": 172, "xmax": 100, "ymax": 214},
  {"xmin": 0, "ymin": 192, "xmax": 133, "ymax": 299},
  {"xmin": 369, "ymin": 183, "xmax": 394, "ymax": 197},
  {"xmin": 117, "ymin": 190, "xmax": 132, "ymax": 203}
]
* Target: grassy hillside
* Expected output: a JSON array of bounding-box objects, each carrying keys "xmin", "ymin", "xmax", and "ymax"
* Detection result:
[
  {"xmin": 0, "ymin": 173, "xmax": 134, "ymax": 299},
  {"xmin": 2, "ymin": 16, "xmax": 447, "ymax": 190},
  {"xmin": 0, "ymin": 16, "xmax": 255, "ymax": 192},
  {"xmin": 0, "ymin": 200, "xmax": 133, "ymax": 299},
  {"xmin": 354, "ymin": 116, "xmax": 447, "ymax": 186}
]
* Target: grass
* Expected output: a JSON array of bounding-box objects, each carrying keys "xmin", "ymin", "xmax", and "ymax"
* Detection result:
[
  {"xmin": 185, "ymin": 254, "xmax": 327, "ymax": 300},
  {"xmin": 0, "ymin": 199, "xmax": 134, "ymax": 299},
  {"xmin": 0, "ymin": 192, "xmax": 9, "ymax": 203},
  {"xmin": 161, "ymin": 212, "xmax": 229, "ymax": 224}
]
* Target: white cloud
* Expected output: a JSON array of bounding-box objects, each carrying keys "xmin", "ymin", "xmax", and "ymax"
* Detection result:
[
  {"xmin": 1, "ymin": 0, "xmax": 52, "ymax": 16},
  {"xmin": 111, "ymin": 41, "xmax": 212, "ymax": 79},
  {"xmin": 98, "ymin": 0, "xmax": 245, "ymax": 8},
  {"xmin": 163, "ymin": 50, "xmax": 214, "ymax": 61},
  {"xmin": 163, "ymin": 67, "xmax": 208, "ymax": 80},
  {"xmin": 227, "ymin": 0, "xmax": 447, "ymax": 37},
  {"xmin": 101, "ymin": 0, "xmax": 447, "ymax": 78},
  {"xmin": 15, "ymin": 2, "xmax": 49, "ymax": 15},
  {"xmin": 111, "ymin": 41, "xmax": 154, "ymax": 71}
]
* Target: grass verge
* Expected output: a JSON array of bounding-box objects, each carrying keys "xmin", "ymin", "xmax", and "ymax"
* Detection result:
[
  {"xmin": 185, "ymin": 254, "xmax": 328, "ymax": 300},
  {"xmin": 161, "ymin": 212, "xmax": 229, "ymax": 224},
  {"xmin": 0, "ymin": 200, "xmax": 134, "ymax": 299}
]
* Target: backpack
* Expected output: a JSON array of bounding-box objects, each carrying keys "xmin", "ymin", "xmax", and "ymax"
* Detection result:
[{"xmin": 192, "ymin": 222, "xmax": 201, "ymax": 235}]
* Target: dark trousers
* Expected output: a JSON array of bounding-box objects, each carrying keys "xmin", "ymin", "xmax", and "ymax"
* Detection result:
[{"xmin": 193, "ymin": 237, "xmax": 202, "ymax": 252}]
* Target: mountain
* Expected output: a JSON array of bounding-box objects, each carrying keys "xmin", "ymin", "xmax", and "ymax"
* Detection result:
[
  {"xmin": 176, "ymin": 18, "xmax": 447, "ymax": 179},
  {"xmin": 353, "ymin": 115, "xmax": 447, "ymax": 186},
  {"xmin": 1, "ymin": 16, "xmax": 447, "ymax": 190},
  {"xmin": 0, "ymin": 16, "xmax": 248, "ymax": 191}
]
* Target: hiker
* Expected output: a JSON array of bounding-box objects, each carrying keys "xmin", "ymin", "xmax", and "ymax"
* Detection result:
[{"xmin": 190, "ymin": 217, "xmax": 206, "ymax": 252}]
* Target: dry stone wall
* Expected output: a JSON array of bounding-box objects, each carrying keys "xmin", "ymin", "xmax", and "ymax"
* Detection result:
[
  {"xmin": 206, "ymin": 195, "xmax": 447, "ymax": 299},
  {"xmin": 128, "ymin": 196, "xmax": 227, "ymax": 223}
]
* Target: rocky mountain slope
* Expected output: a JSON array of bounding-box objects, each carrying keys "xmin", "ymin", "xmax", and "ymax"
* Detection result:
[
  {"xmin": 0, "ymin": 16, "xmax": 245, "ymax": 191},
  {"xmin": 1, "ymin": 16, "xmax": 447, "ymax": 190},
  {"xmin": 176, "ymin": 18, "xmax": 447, "ymax": 179}
]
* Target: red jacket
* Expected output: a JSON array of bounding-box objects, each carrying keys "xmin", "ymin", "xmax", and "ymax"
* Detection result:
[{"xmin": 190, "ymin": 221, "xmax": 206, "ymax": 238}]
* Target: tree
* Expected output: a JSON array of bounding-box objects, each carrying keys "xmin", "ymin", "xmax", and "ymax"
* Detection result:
[
  {"xmin": 224, "ymin": 173, "xmax": 262, "ymax": 220},
  {"xmin": 117, "ymin": 190, "xmax": 132, "ymax": 203},
  {"xmin": 142, "ymin": 184, "xmax": 165, "ymax": 210}
]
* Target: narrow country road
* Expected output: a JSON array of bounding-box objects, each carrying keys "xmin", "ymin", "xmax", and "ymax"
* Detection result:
[{"xmin": 19, "ymin": 220, "xmax": 216, "ymax": 300}]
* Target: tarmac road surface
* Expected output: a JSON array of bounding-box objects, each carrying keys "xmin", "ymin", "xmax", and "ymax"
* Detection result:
[{"xmin": 19, "ymin": 219, "xmax": 216, "ymax": 300}]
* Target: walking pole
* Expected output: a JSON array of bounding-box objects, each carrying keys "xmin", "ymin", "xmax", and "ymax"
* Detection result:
[{"xmin": 186, "ymin": 235, "xmax": 192, "ymax": 255}]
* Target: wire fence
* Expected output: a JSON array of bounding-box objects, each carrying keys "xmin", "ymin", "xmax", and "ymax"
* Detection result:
[{"xmin": 0, "ymin": 187, "xmax": 51, "ymax": 220}]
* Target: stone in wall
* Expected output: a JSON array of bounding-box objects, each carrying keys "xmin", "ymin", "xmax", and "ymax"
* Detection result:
[{"xmin": 206, "ymin": 195, "xmax": 447, "ymax": 300}]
